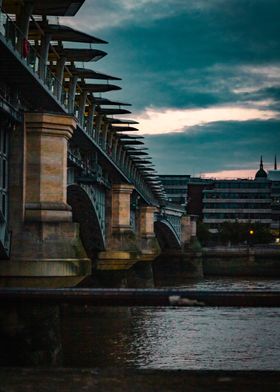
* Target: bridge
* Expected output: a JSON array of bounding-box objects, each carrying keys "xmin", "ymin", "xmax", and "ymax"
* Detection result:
[{"xmin": 0, "ymin": 0, "xmax": 197, "ymax": 287}]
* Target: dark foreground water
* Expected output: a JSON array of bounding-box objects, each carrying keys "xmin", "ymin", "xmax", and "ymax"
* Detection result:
[{"xmin": 62, "ymin": 277, "xmax": 280, "ymax": 370}]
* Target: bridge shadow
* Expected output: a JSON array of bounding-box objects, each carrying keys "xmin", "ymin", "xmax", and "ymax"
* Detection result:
[
  {"xmin": 67, "ymin": 185, "xmax": 105, "ymax": 261},
  {"xmin": 154, "ymin": 220, "xmax": 181, "ymax": 250}
]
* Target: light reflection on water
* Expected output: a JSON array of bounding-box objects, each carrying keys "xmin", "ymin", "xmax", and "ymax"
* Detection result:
[
  {"xmin": 62, "ymin": 277, "xmax": 280, "ymax": 370},
  {"xmin": 162, "ymin": 276, "xmax": 280, "ymax": 291},
  {"xmin": 125, "ymin": 307, "xmax": 280, "ymax": 369}
]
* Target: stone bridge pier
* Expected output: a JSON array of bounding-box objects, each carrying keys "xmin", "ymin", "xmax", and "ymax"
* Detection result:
[
  {"xmin": 95, "ymin": 186, "xmax": 202, "ymax": 281},
  {"xmin": 0, "ymin": 112, "xmax": 91, "ymax": 288},
  {"xmin": 97, "ymin": 184, "xmax": 160, "ymax": 272}
]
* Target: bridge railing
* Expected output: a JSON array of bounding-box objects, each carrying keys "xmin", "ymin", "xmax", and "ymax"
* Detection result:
[
  {"xmin": 0, "ymin": 7, "xmax": 161, "ymax": 206},
  {"xmin": 0, "ymin": 8, "xmax": 68, "ymax": 109}
]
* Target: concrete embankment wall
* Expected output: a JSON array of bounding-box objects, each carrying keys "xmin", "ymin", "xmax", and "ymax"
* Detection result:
[{"xmin": 202, "ymin": 246, "xmax": 280, "ymax": 276}]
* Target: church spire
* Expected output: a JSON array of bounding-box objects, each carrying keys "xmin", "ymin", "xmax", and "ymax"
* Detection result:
[{"xmin": 255, "ymin": 155, "xmax": 267, "ymax": 179}]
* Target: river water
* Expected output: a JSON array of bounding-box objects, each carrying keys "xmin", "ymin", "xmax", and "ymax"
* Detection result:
[{"xmin": 62, "ymin": 277, "xmax": 280, "ymax": 370}]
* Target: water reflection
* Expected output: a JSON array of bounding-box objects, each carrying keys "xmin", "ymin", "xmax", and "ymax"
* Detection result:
[{"xmin": 62, "ymin": 277, "xmax": 280, "ymax": 370}]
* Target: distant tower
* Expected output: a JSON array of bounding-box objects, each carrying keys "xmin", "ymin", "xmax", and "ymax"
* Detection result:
[
  {"xmin": 255, "ymin": 155, "xmax": 267, "ymax": 179},
  {"xmin": 275, "ymin": 155, "xmax": 278, "ymax": 170}
]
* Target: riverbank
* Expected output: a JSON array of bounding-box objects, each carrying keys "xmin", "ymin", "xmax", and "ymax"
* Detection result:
[
  {"xmin": 202, "ymin": 246, "xmax": 280, "ymax": 276},
  {"xmin": 1, "ymin": 368, "xmax": 280, "ymax": 392}
]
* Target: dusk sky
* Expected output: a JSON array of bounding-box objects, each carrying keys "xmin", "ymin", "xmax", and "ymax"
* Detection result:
[{"xmin": 65, "ymin": 0, "xmax": 280, "ymax": 178}]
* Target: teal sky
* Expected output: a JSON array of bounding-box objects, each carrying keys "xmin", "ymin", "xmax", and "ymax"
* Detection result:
[{"xmin": 64, "ymin": 0, "xmax": 280, "ymax": 177}]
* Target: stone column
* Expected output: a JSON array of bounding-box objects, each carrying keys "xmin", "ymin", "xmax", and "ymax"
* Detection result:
[
  {"xmin": 24, "ymin": 112, "xmax": 74, "ymax": 222},
  {"xmin": 138, "ymin": 206, "xmax": 160, "ymax": 261},
  {"xmin": 139, "ymin": 206, "xmax": 156, "ymax": 237},
  {"xmin": 181, "ymin": 215, "xmax": 192, "ymax": 246},
  {"xmin": 97, "ymin": 184, "xmax": 140, "ymax": 271},
  {"xmin": 111, "ymin": 184, "xmax": 134, "ymax": 233}
]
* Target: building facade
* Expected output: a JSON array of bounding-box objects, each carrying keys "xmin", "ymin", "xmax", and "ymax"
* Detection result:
[
  {"xmin": 159, "ymin": 175, "xmax": 190, "ymax": 207},
  {"xmin": 160, "ymin": 158, "xmax": 280, "ymax": 233},
  {"xmin": 202, "ymin": 178, "xmax": 272, "ymax": 229}
]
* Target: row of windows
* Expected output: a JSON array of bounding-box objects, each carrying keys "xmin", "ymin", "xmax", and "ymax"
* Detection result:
[
  {"xmin": 167, "ymin": 197, "xmax": 186, "ymax": 204},
  {"xmin": 214, "ymin": 182, "xmax": 270, "ymax": 189},
  {"xmin": 160, "ymin": 179, "xmax": 190, "ymax": 186},
  {"xmin": 204, "ymin": 193, "xmax": 271, "ymax": 199},
  {"xmin": 204, "ymin": 213, "xmax": 271, "ymax": 219},
  {"xmin": 166, "ymin": 189, "xmax": 187, "ymax": 194},
  {"xmin": 204, "ymin": 203, "xmax": 271, "ymax": 209}
]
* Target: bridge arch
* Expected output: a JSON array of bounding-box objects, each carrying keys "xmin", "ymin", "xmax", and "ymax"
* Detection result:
[
  {"xmin": 67, "ymin": 184, "xmax": 105, "ymax": 259},
  {"xmin": 154, "ymin": 219, "xmax": 181, "ymax": 250}
]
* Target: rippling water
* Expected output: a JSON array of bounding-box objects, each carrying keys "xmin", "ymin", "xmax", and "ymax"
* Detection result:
[{"xmin": 62, "ymin": 277, "xmax": 280, "ymax": 370}]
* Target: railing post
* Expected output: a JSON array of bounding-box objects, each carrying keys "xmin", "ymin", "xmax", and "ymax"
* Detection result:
[
  {"xmin": 95, "ymin": 113, "xmax": 103, "ymax": 132},
  {"xmin": 68, "ymin": 75, "xmax": 78, "ymax": 113},
  {"xmin": 102, "ymin": 122, "xmax": 109, "ymax": 150},
  {"xmin": 86, "ymin": 101, "xmax": 95, "ymax": 136},
  {"xmin": 54, "ymin": 56, "xmax": 66, "ymax": 102},
  {"xmin": 78, "ymin": 90, "xmax": 88, "ymax": 126},
  {"xmin": 39, "ymin": 33, "xmax": 51, "ymax": 81}
]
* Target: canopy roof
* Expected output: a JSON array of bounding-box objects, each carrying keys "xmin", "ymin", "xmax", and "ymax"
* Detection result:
[
  {"xmin": 97, "ymin": 108, "xmax": 131, "ymax": 115},
  {"xmin": 126, "ymin": 151, "xmax": 149, "ymax": 156},
  {"xmin": 112, "ymin": 127, "xmax": 139, "ymax": 132},
  {"xmin": 118, "ymin": 135, "xmax": 144, "ymax": 139},
  {"xmin": 71, "ymin": 68, "xmax": 121, "ymax": 81},
  {"xmin": 93, "ymin": 98, "xmax": 130, "ymax": 106},
  {"xmin": 3, "ymin": 0, "xmax": 85, "ymax": 16},
  {"xmin": 131, "ymin": 160, "xmax": 152, "ymax": 164},
  {"xmin": 106, "ymin": 118, "xmax": 139, "ymax": 125},
  {"xmin": 137, "ymin": 167, "xmax": 155, "ymax": 171},
  {"xmin": 81, "ymin": 84, "xmax": 121, "ymax": 93},
  {"xmin": 29, "ymin": 23, "xmax": 107, "ymax": 44},
  {"xmin": 49, "ymin": 48, "xmax": 107, "ymax": 62},
  {"xmin": 121, "ymin": 140, "xmax": 144, "ymax": 145}
]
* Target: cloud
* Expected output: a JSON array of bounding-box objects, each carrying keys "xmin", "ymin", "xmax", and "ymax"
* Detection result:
[
  {"xmin": 59, "ymin": 1, "xmax": 280, "ymax": 176},
  {"xmin": 133, "ymin": 105, "xmax": 279, "ymax": 135},
  {"xmin": 202, "ymin": 169, "xmax": 260, "ymax": 179},
  {"xmin": 63, "ymin": 0, "xmax": 189, "ymax": 32},
  {"xmin": 144, "ymin": 120, "xmax": 280, "ymax": 175}
]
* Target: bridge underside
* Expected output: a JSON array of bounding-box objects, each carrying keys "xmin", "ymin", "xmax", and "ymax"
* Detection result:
[
  {"xmin": 154, "ymin": 221, "xmax": 181, "ymax": 250},
  {"xmin": 67, "ymin": 185, "xmax": 105, "ymax": 261}
]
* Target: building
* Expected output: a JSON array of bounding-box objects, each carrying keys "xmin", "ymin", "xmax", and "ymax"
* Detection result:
[
  {"xmin": 202, "ymin": 157, "xmax": 278, "ymax": 231},
  {"xmin": 268, "ymin": 169, "xmax": 280, "ymax": 233},
  {"xmin": 159, "ymin": 175, "xmax": 190, "ymax": 207},
  {"xmin": 160, "ymin": 157, "xmax": 280, "ymax": 232}
]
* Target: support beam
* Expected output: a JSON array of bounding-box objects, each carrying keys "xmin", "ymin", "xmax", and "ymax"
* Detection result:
[{"xmin": 16, "ymin": 1, "xmax": 33, "ymax": 55}]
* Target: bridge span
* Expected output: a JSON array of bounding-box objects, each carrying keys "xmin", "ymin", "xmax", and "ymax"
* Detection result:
[{"xmin": 0, "ymin": 1, "xmax": 197, "ymax": 287}]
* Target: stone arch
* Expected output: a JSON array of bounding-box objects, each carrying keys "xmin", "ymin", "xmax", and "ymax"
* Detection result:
[
  {"xmin": 154, "ymin": 220, "xmax": 181, "ymax": 250},
  {"xmin": 67, "ymin": 184, "xmax": 105, "ymax": 260}
]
